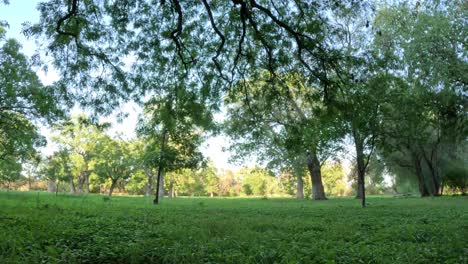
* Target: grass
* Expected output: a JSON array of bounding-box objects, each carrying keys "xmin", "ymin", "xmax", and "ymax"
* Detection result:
[{"xmin": 0, "ymin": 191, "xmax": 466, "ymax": 263}]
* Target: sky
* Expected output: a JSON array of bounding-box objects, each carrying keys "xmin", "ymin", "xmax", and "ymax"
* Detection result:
[{"xmin": 0, "ymin": 0, "xmax": 249, "ymax": 171}]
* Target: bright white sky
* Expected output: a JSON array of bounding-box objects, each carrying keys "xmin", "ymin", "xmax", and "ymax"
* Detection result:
[{"xmin": 0, "ymin": 0, "xmax": 248, "ymax": 171}]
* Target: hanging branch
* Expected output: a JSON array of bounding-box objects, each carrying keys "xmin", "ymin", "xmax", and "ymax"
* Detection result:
[{"xmin": 201, "ymin": 0, "xmax": 227, "ymax": 79}]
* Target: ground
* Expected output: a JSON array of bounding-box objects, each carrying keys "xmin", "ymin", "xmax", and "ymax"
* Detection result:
[{"xmin": 0, "ymin": 191, "xmax": 466, "ymax": 263}]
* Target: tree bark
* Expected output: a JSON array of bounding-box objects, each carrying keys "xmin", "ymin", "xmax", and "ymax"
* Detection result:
[
  {"xmin": 154, "ymin": 167, "xmax": 164, "ymax": 204},
  {"xmin": 158, "ymin": 172, "xmax": 165, "ymax": 198},
  {"xmin": 77, "ymin": 172, "xmax": 85, "ymax": 194},
  {"xmin": 154, "ymin": 131, "xmax": 168, "ymax": 205},
  {"xmin": 420, "ymin": 144, "xmax": 442, "ymax": 196},
  {"xmin": 145, "ymin": 169, "xmax": 153, "ymax": 197},
  {"xmin": 70, "ymin": 178, "xmax": 76, "ymax": 194},
  {"xmin": 356, "ymin": 178, "xmax": 363, "ymax": 199},
  {"xmin": 109, "ymin": 179, "xmax": 117, "ymax": 196},
  {"xmin": 412, "ymin": 153, "xmax": 430, "ymax": 197},
  {"xmin": 168, "ymin": 180, "xmax": 174, "ymax": 198},
  {"xmin": 84, "ymin": 161, "xmax": 90, "ymax": 194},
  {"xmin": 306, "ymin": 151, "xmax": 327, "ymax": 200},
  {"xmin": 296, "ymin": 173, "xmax": 304, "ymax": 199},
  {"xmin": 354, "ymin": 137, "xmax": 366, "ymax": 207},
  {"xmin": 422, "ymin": 153, "xmax": 441, "ymax": 196},
  {"xmin": 429, "ymin": 167, "xmax": 441, "ymax": 196}
]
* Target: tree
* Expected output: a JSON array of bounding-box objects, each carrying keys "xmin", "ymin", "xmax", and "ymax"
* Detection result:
[
  {"xmin": 0, "ymin": 27, "xmax": 63, "ymax": 166},
  {"xmin": 321, "ymin": 162, "xmax": 347, "ymax": 196},
  {"xmin": 240, "ymin": 166, "xmax": 280, "ymax": 197},
  {"xmin": 137, "ymin": 87, "xmax": 212, "ymax": 204},
  {"xmin": 52, "ymin": 115, "xmax": 109, "ymax": 194},
  {"xmin": 323, "ymin": 1, "xmax": 392, "ymax": 207},
  {"xmin": 225, "ymin": 72, "xmax": 343, "ymax": 200},
  {"xmin": 0, "ymin": 155, "xmax": 22, "ymax": 189},
  {"xmin": 41, "ymin": 150, "xmax": 73, "ymax": 194},
  {"xmin": 199, "ymin": 160, "xmax": 219, "ymax": 197},
  {"xmin": 94, "ymin": 136, "xmax": 134, "ymax": 196},
  {"xmin": 373, "ymin": 0, "xmax": 467, "ymax": 196}
]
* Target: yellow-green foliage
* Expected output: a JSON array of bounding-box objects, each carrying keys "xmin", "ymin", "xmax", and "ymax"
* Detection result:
[{"xmin": 322, "ymin": 162, "xmax": 347, "ymax": 196}]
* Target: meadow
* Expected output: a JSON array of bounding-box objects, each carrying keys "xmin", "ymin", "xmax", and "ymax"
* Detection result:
[{"xmin": 0, "ymin": 191, "xmax": 466, "ymax": 264}]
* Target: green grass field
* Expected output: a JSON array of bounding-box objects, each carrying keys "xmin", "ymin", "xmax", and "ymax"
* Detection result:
[{"xmin": 0, "ymin": 191, "xmax": 466, "ymax": 263}]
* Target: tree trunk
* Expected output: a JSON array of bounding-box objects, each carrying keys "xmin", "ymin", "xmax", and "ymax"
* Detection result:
[
  {"xmin": 154, "ymin": 131, "xmax": 168, "ymax": 205},
  {"xmin": 84, "ymin": 162, "xmax": 90, "ymax": 194},
  {"xmin": 356, "ymin": 179, "xmax": 363, "ymax": 199},
  {"xmin": 168, "ymin": 180, "xmax": 174, "ymax": 198},
  {"xmin": 77, "ymin": 172, "xmax": 85, "ymax": 194},
  {"xmin": 306, "ymin": 151, "xmax": 327, "ymax": 200},
  {"xmin": 296, "ymin": 173, "xmax": 304, "ymax": 199},
  {"xmin": 413, "ymin": 154, "xmax": 430, "ymax": 197},
  {"xmin": 158, "ymin": 172, "xmax": 165, "ymax": 198},
  {"xmin": 355, "ymin": 138, "xmax": 366, "ymax": 207},
  {"xmin": 47, "ymin": 180, "xmax": 57, "ymax": 193},
  {"xmin": 109, "ymin": 179, "xmax": 117, "ymax": 196},
  {"xmin": 28, "ymin": 175, "xmax": 32, "ymax": 190},
  {"xmin": 154, "ymin": 167, "xmax": 164, "ymax": 204},
  {"xmin": 423, "ymin": 157, "xmax": 441, "ymax": 196},
  {"xmin": 145, "ymin": 169, "xmax": 153, "ymax": 197},
  {"xmin": 70, "ymin": 178, "xmax": 76, "ymax": 194},
  {"xmin": 420, "ymin": 144, "xmax": 442, "ymax": 196}
]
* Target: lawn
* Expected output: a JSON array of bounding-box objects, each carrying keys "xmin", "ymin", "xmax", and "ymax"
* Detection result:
[{"xmin": 0, "ymin": 191, "xmax": 466, "ymax": 263}]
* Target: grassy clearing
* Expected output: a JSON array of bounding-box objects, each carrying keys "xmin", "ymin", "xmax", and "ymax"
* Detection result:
[{"xmin": 0, "ymin": 191, "xmax": 466, "ymax": 263}]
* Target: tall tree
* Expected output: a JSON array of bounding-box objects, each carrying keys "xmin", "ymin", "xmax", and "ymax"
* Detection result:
[
  {"xmin": 52, "ymin": 115, "xmax": 109, "ymax": 194},
  {"xmin": 373, "ymin": 0, "xmax": 467, "ymax": 196},
  {"xmin": 225, "ymin": 72, "xmax": 344, "ymax": 200},
  {"xmin": 94, "ymin": 136, "xmax": 134, "ymax": 196},
  {"xmin": 0, "ymin": 27, "xmax": 63, "ymax": 163},
  {"xmin": 137, "ymin": 87, "xmax": 212, "ymax": 204}
]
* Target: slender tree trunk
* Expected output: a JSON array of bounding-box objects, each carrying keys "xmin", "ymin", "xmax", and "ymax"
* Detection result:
[
  {"xmin": 154, "ymin": 167, "xmax": 164, "ymax": 204},
  {"xmin": 84, "ymin": 161, "xmax": 90, "ymax": 194},
  {"xmin": 145, "ymin": 169, "xmax": 153, "ymax": 197},
  {"xmin": 109, "ymin": 179, "xmax": 117, "ymax": 196},
  {"xmin": 154, "ymin": 131, "xmax": 168, "ymax": 205},
  {"xmin": 168, "ymin": 180, "xmax": 174, "ymax": 198},
  {"xmin": 355, "ymin": 138, "xmax": 366, "ymax": 207},
  {"xmin": 296, "ymin": 173, "xmax": 304, "ymax": 199},
  {"xmin": 158, "ymin": 172, "xmax": 165, "ymax": 198},
  {"xmin": 85, "ymin": 175, "xmax": 90, "ymax": 193},
  {"xmin": 55, "ymin": 181, "xmax": 60, "ymax": 196},
  {"xmin": 306, "ymin": 151, "xmax": 326, "ymax": 200},
  {"xmin": 70, "ymin": 178, "xmax": 76, "ymax": 194},
  {"xmin": 28, "ymin": 175, "xmax": 32, "ymax": 190}
]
